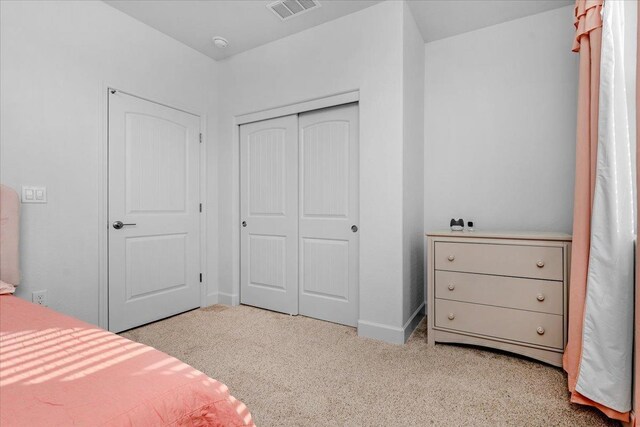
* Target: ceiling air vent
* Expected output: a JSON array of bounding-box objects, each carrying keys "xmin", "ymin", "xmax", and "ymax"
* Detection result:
[{"xmin": 267, "ymin": 0, "xmax": 320, "ymax": 21}]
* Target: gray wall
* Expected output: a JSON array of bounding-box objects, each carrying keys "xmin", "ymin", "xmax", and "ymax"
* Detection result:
[
  {"xmin": 402, "ymin": 2, "xmax": 425, "ymax": 327},
  {"xmin": 0, "ymin": 0, "xmax": 218, "ymax": 324},
  {"xmin": 424, "ymin": 5, "xmax": 578, "ymax": 236},
  {"xmin": 217, "ymin": 1, "xmax": 410, "ymax": 342}
]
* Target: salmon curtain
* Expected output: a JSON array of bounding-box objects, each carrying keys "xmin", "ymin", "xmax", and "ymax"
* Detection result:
[
  {"xmin": 564, "ymin": 0, "xmax": 634, "ymax": 422},
  {"xmin": 564, "ymin": 0, "xmax": 604, "ymax": 413}
]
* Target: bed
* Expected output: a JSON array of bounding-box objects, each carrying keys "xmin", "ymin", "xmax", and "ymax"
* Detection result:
[{"xmin": 0, "ymin": 185, "xmax": 254, "ymax": 426}]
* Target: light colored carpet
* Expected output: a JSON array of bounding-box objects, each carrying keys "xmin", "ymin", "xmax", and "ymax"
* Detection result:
[{"xmin": 122, "ymin": 305, "xmax": 616, "ymax": 427}]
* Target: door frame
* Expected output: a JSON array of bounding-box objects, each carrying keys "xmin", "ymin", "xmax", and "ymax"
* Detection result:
[
  {"xmin": 98, "ymin": 83, "xmax": 208, "ymax": 330},
  {"xmin": 232, "ymin": 90, "xmax": 360, "ymax": 307}
]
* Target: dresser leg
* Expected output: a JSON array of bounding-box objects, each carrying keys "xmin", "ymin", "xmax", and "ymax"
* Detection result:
[{"xmin": 427, "ymin": 325, "xmax": 435, "ymax": 346}]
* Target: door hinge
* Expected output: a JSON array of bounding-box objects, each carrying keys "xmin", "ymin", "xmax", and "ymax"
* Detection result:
[
  {"xmin": 199, "ymin": 133, "xmax": 203, "ymax": 143},
  {"xmin": 199, "ymin": 203, "xmax": 202, "ymax": 213},
  {"xmin": 199, "ymin": 273, "xmax": 203, "ymax": 283}
]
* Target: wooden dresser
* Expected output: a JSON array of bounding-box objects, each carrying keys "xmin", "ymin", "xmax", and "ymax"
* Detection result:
[{"xmin": 426, "ymin": 231, "xmax": 572, "ymax": 367}]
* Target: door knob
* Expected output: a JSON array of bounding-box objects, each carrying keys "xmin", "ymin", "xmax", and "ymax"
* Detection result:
[
  {"xmin": 242, "ymin": 221, "xmax": 247, "ymax": 227},
  {"xmin": 112, "ymin": 221, "xmax": 136, "ymax": 230},
  {"xmin": 351, "ymin": 225, "xmax": 358, "ymax": 232}
]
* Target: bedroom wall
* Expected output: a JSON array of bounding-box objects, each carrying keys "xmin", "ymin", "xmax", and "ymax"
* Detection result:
[
  {"xmin": 0, "ymin": 0, "xmax": 219, "ymax": 325},
  {"xmin": 216, "ymin": 0, "xmax": 416, "ymax": 342},
  {"xmin": 423, "ymin": 5, "xmax": 578, "ymax": 236},
  {"xmin": 402, "ymin": 2, "xmax": 426, "ymax": 334}
]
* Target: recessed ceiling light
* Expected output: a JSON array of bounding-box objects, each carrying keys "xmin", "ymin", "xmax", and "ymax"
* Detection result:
[{"xmin": 212, "ymin": 36, "xmax": 229, "ymax": 49}]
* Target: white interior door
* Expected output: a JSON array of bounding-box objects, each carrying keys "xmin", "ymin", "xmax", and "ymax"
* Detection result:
[
  {"xmin": 298, "ymin": 104, "xmax": 359, "ymax": 326},
  {"xmin": 240, "ymin": 115, "xmax": 299, "ymax": 314},
  {"xmin": 108, "ymin": 91, "xmax": 201, "ymax": 333}
]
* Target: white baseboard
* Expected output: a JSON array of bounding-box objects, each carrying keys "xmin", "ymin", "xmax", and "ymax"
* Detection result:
[
  {"xmin": 202, "ymin": 293, "xmax": 218, "ymax": 307},
  {"xmin": 218, "ymin": 292, "xmax": 239, "ymax": 306},
  {"xmin": 403, "ymin": 302, "xmax": 426, "ymax": 342},
  {"xmin": 357, "ymin": 302, "xmax": 425, "ymax": 345},
  {"xmin": 358, "ymin": 320, "xmax": 405, "ymax": 344}
]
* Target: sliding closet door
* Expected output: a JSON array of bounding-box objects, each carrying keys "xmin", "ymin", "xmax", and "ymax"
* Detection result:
[
  {"xmin": 240, "ymin": 115, "xmax": 299, "ymax": 315},
  {"xmin": 298, "ymin": 104, "xmax": 359, "ymax": 327}
]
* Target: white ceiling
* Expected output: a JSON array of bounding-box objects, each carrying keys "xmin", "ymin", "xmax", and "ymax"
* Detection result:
[
  {"xmin": 104, "ymin": 0, "xmax": 382, "ymax": 60},
  {"xmin": 407, "ymin": 0, "xmax": 573, "ymax": 43},
  {"xmin": 104, "ymin": 0, "xmax": 573, "ymax": 61}
]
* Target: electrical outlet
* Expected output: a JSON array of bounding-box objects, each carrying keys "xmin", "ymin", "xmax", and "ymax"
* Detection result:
[{"xmin": 32, "ymin": 290, "xmax": 47, "ymax": 306}]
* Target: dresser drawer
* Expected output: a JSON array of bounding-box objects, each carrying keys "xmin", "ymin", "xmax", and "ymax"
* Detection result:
[
  {"xmin": 434, "ymin": 299, "xmax": 563, "ymax": 349},
  {"xmin": 435, "ymin": 271, "xmax": 563, "ymax": 315},
  {"xmin": 434, "ymin": 242, "xmax": 563, "ymax": 281}
]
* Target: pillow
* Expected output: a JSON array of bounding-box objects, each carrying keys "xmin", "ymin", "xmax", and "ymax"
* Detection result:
[
  {"xmin": 0, "ymin": 184, "xmax": 20, "ymax": 285},
  {"xmin": 0, "ymin": 280, "xmax": 16, "ymax": 295}
]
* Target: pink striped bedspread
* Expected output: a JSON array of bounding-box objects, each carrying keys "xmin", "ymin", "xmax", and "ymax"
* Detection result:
[{"xmin": 0, "ymin": 295, "xmax": 254, "ymax": 426}]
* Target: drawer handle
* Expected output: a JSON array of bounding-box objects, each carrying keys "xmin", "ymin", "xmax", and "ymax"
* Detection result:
[
  {"xmin": 447, "ymin": 313, "xmax": 455, "ymax": 320},
  {"xmin": 536, "ymin": 260, "xmax": 545, "ymax": 268},
  {"xmin": 447, "ymin": 255, "xmax": 455, "ymax": 262},
  {"xmin": 536, "ymin": 294, "xmax": 545, "ymax": 302},
  {"xmin": 447, "ymin": 283, "xmax": 455, "ymax": 291},
  {"xmin": 536, "ymin": 326, "xmax": 545, "ymax": 335}
]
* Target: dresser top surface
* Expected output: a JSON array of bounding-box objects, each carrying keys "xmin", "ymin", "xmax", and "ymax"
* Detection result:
[{"xmin": 426, "ymin": 230, "xmax": 572, "ymax": 242}]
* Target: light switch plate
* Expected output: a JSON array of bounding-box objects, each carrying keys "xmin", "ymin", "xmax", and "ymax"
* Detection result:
[{"xmin": 21, "ymin": 186, "xmax": 47, "ymax": 203}]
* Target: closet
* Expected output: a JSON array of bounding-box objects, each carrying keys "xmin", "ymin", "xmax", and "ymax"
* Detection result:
[{"xmin": 240, "ymin": 103, "xmax": 359, "ymax": 327}]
